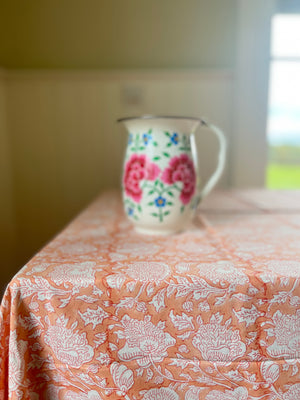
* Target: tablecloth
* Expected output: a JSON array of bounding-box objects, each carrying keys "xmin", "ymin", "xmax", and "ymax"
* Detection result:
[{"xmin": 1, "ymin": 190, "xmax": 300, "ymax": 400}]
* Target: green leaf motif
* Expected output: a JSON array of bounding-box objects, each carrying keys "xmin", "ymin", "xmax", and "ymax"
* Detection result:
[
  {"xmin": 137, "ymin": 205, "xmax": 142, "ymax": 212},
  {"xmin": 180, "ymin": 205, "xmax": 185, "ymax": 214},
  {"xmin": 164, "ymin": 211, "xmax": 170, "ymax": 216},
  {"xmin": 168, "ymin": 191, "xmax": 174, "ymax": 197},
  {"xmin": 153, "ymin": 156, "xmax": 160, "ymax": 161},
  {"xmin": 167, "ymin": 202, "xmax": 173, "ymax": 206},
  {"xmin": 179, "ymin": 147, "xmax": 190, "ymax": 152},
  {"xmin": 163, "ymin": 152, "xmax": 170, "ymax": 158},
  {"xmin": 148, "ymin": 202, "xmax": 154, "ymax": 206},
  {"xmin": 164, "ymin": 131, "xmax": 171, "ymax": 137},
  {"xmin": 148, "ymin": 189, "xmax": 155, "ymax": 195},
  {"xmin": 151, "ymin": 213, "xmax": 159, "ymax": 217}
]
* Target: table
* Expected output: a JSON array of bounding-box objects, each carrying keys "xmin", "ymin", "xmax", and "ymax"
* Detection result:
[{"xmin": 1, "ymin": 190, "xmax": 300, "ymax": 400}]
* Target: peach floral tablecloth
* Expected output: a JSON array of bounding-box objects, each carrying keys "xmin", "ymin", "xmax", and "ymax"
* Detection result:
[{"xmin": 1, "ymin": 190, "xmax": 300, "ymax": 400}]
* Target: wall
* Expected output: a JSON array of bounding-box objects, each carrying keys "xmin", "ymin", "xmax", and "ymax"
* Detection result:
[
  {"xmin": 0, "ymin": 0, "xmax": 236, "ymax": 69},
  {"xmin": 0, "ymin": 1, "xmax": 274, "ymax": 287},
  {"xmin": 0, "ymin": 0, "xmax": 238, "ymax": 287},
  {"xmin": 5, "ymin": 69, "xmax": 233, "ymax": 271},
  {"xmin": 0, "ymin": 70, "xmax": 15, "ymax": 291}
]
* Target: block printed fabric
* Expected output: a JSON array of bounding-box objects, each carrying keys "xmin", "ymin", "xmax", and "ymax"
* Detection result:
[{"xmin": 0, "ymin": 190, "xmax": 300, "ymax": 399}]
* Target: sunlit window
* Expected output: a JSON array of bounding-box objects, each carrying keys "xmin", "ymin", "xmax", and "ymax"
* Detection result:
[{"xmin": 266, "ymin": 14, "xmax": 300, "ymax": 188}]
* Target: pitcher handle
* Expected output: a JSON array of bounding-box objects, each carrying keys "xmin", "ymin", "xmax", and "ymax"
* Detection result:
[{"xmin": 196, "ymin": 119, "xmax": 227, "ymax": 202}]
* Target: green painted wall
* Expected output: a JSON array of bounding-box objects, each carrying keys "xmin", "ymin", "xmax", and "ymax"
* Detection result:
[{"xmin": 0, "ymin": 0, "xmax": 237, "ymax": 69}]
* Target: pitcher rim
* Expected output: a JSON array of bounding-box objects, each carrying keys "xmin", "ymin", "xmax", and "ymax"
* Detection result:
[{"xmin": 117, "ymin": 115, "xmax": 205, "ymax": 124}]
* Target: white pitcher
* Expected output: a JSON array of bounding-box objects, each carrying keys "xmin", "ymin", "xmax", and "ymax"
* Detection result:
[{"xmin": 118, "ymin": 115, "xmax": 226, "ymax": 235}]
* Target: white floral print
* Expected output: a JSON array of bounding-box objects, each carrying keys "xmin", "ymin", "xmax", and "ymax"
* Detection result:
[
  {"xmin": 1, "ymin": 190, "xmax": 300, "ymax": 399},
  {"xmin": 57, "ymin": 242, "xmax": 97, "ymax": 255},
  {"xmin": 176, "ymin": 241, "xmax": 214, "ymax": 255},
  {"xmin": 205, "ymin": 387, "xmax": 248, "ymax": 400},
  {"xmin": 116, "ymin": 241, "xmax": 160, "ymax": 257},
  {"xmin": 283, "ymin": 383, "xmax": 300, "ymax": 400},
  {"xmin": 142, "ymin": 387, "xmax": 179, "ymax": 400},
  {"xmin": 117, "ymin": 315, "xmax": 176, "ymax": 367},
  {"xmin": 235, "ymin": 241, "xmax": 275, "ymax": 257},
  {"xmin": 8, "ymin": 330, "xmax": 27, "ymax": 392},
  {"xmin": 266, "ymin": 260, "xmax": 300, "ymax": 278},
  {"xmin": 49, "ymin": 262, "xmax": 96, "ymax": 287},
  {"xmin": 266, "ymin": 310, "xmax": 300, "ymax": 358},
  {"xmin": 44, "ymin": 324, "xmax": 94, "ymax": 368},
  {"xmin": 192, "ymin": 317, "xmax": 246, "ymax": 362},
  {"xmin": 110, "ymin": 362, "xmax": 134, "ymax": 394},
  {"xmin": 196, "ymin": 261, "xmax": 249, "ymax": 285},
  {"xmin": 64, "ymin": 390, "xmax": 102, "ymax": 400},
  {"xmin": 260, "ymin": 361, "xmax": 280, "ymax": 384},
  {"xmin": 126, "ymin": 262, "xmax": 170, "ymax": 282}
]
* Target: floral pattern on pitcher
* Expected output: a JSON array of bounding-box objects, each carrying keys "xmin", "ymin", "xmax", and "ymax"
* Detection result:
[
  {"xmin": 119, "ymin": 116, "xmax": 226, "ymax": 233},
  {"xmin": 123, "ymin": 131, "xmax": 196, "ymax": 222},
  {"xmin": 161, "ymin": 154, "xmax": 196, "ymax": 205},
  {"xmin": 123, "ymin": 154, "xmax": 161, "ymax": 203}
]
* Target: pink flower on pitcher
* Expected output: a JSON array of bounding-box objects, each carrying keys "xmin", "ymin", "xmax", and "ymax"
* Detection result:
[
  {"xmin": 123, "ymin": 154, "xmax": 160, "ymax": 202},
  {"xmin": 162, "ymin": 154, "xmax": 196, "ymax": 205}
]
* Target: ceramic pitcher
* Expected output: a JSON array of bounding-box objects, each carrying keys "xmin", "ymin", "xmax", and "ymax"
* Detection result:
[{"xmin": 118, "ymin": 115, "xmax": 226, "ymax": 235}]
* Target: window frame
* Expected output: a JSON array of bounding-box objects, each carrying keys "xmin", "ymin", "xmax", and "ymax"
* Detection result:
[{"xmin": 231, "ymin": 0, "xmax": 276, "ymax": 188}]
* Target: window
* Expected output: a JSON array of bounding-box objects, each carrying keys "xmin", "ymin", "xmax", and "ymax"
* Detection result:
[{"xmin": 266, "ymin": 14, "xmax": 300, "ymax": 188}]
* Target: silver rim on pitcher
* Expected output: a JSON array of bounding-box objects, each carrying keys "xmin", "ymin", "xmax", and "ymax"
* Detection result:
[{"xmin": 117, "ymin": 115, "xmax": 207, "ymax": 125}]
